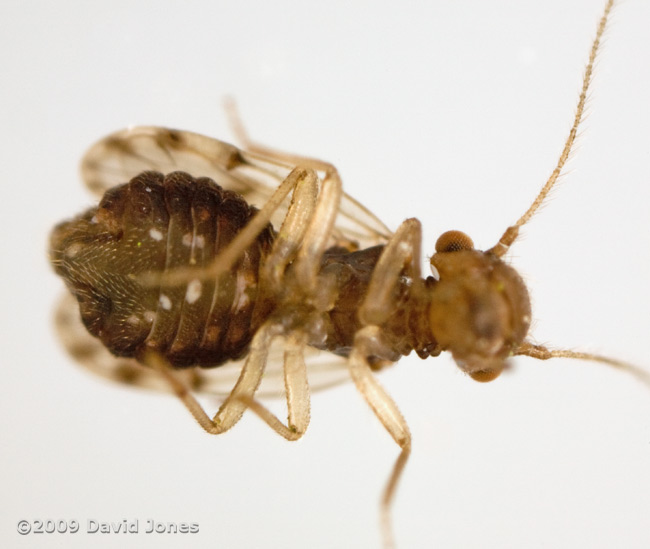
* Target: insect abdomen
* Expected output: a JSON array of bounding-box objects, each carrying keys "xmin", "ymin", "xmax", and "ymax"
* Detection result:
[{"xmin": 50, "ymin": 171, "xmax": 275, "ymax": 368}]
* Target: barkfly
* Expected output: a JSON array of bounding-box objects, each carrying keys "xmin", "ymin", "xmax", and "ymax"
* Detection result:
[{"xmin": 49, "ymin": 0, "xmax": 648, "ymax": 546}]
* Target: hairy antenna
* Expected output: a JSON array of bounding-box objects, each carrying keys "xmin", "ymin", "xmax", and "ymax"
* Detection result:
[
  {"xmin": 488, "ymin": 0, "xmax": 614, "ymax": 258},
  {"xmin": 516, "ymin": 343, "xmax": 650, "ymax": 389}
]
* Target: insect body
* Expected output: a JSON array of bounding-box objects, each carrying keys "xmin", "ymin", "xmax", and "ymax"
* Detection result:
[
  {"xmin": 50, "ymin": 164, "xmax": 530, "ymax": 376},
  {"xmin": 49, "ymin": 1, "xmax": 647, "ymax": 546}
]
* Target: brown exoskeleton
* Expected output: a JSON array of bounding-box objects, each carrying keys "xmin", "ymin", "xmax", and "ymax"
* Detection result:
[{"xmin": 49, "ymin": 0, "xmax": 648, "ymax": 546}]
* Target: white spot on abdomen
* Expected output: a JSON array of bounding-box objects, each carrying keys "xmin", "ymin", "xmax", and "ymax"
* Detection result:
[
  {"xmin": 143, "ymin": 311, "xmax": 156, "ymax": 323},
  {"xmin": 126, "ymin": 314, "xmax": 140, "ymax": 326},
  {"xmin": 159, "ymin": 294, "xmax": 172, "ymax": 310},
  {"xmin": 149, "ymin": 228, "xmax": 163, "ymax": 241},
  {"xmin": 233, "ymin": 271, "xmax": 251, "ymax": 310},
  {"xmin": 65, "ymin": 242, "xmax": 82, "ymax": 258},
  {"xmin": 185, "ymin": 279, "xmax": 202, "ymax": 304}
]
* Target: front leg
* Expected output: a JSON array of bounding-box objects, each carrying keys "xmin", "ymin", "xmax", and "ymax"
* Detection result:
[
  {"xmin": 348, "ymin": 218, "xmax": 424, "ymax": 548},
  {"xmin": 348, "ymin": 326, "xmax": 411, "ymax": 549},
  {"xmin": 359, "ymin": 218, "xmax": 422, "ymax": 326}
]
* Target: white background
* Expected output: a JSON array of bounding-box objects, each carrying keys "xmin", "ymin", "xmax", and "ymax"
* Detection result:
[{"xmin": 1, "ymin": 1, "xmax": 649, "ymax": 548}]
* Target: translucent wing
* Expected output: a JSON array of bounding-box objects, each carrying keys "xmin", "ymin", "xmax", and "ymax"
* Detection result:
[
  {"xmin": 55, "ymin": 293, "xmax": 352, "ymax": 399},
  {"xmin": 81, "ymin": 126, "xmax": 392, "ymax": 250}
]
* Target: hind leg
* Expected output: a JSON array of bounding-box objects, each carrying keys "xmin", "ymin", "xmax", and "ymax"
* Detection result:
[
  {"xmin": 235, "ymin": 169, "xmax": 346, "ymax": 436},
  {"xmin": 145, "ymin": 320, "xmax": 284, "ymax": 434},
  {"xmin": 236, "ymin": 332, "xmax": 311, "ymax": 440},
  {"xmin": 144, "ymin": 327, "xmax": 311, "ymax": 441}
]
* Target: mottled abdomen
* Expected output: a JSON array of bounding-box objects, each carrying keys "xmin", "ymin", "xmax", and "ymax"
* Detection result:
[{"xmin": 50, "ymin": 171, "xmax": 275, "ymax": 368}]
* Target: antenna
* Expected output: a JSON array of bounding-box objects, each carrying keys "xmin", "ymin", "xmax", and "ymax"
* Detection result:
[{"xmin": 488, "ymin": 0, "xmax": 614, "ymax": 258}]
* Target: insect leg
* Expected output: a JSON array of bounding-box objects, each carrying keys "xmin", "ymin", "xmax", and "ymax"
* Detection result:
[
  {"xmin": 292, "ymin": 168, "xmax": 343, "ymax": 290},
  {"xmin": 237, "ymin": 333, "xmax": 311, "ymax": 441},
  {"xmin": 237, "ymin": 169, "xmax": 345, "ymax": 437},
  {"xmin": 359, "ymin": 218, "xmax": 422, "ymax": 326},
  {"xmin": 255, "ymin": 152, "xmax": 343, "ymax": 293},
  {"xmin": 347, "ymin": 219, "xmax": 423, "ymax": 548},
  {"xmin": 244, "ymin": 146, "xmax": 350, "ymax": 268},
  {"xmin": 226, "ymin": 98, "xmax": 392, "ymax": 250},
  {"xmin": 224, "ymin": 98, "xmax": 339, "ymax": 173},
  {"xmin": 225, "ymin": 97, "xmax": 344, "ymax": 252},
  {"xmin": 230, "ymin": 163, "xmax": 344, "ymax": 437},
  {"xmin": 262, "ymin": 168, "xmax": 319, "ymax": 290},
  {"xmin": 144, "ymin": 321, "xmax": 283, "ymax": 434},
  {"xmin": 142, "ymin": 166, "xmax": 317, "ymax": 288},
  {"xmin": 349, "ymin": 326, "xmax": 411, "ymax": 549}
]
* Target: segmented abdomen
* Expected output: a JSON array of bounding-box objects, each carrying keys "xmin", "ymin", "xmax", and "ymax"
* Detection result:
[{"xmin": 50, "ymin": 171, "xmax": 275, "ymax": 368}]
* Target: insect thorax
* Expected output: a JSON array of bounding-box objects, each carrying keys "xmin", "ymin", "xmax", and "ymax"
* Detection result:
[{"xmin": 312, "ymin": 246, "xmax": 439, "ymax": 363}]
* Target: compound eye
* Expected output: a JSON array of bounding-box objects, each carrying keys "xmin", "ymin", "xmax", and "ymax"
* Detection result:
[
  {"xmin": 469, "ymin": 368, "xmax": 503, "ymax": 383},
  {"xmin": 435, "ymin": 230, "xmax": 474, "ymax": 253}
]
